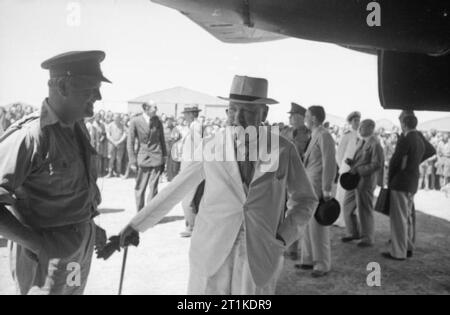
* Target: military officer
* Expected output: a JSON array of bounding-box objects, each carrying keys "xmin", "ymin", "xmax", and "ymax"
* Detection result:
[
  {"xmin": 283, "ymin": 103, "xmax": 311, "ymax": 260},
  {"xmin": 283, "ymin": 103, "xmax": 311, "ymax": 161},
  {"xmin": 0, "ymin": 51, "xmax": 110, "ymax": 294}
]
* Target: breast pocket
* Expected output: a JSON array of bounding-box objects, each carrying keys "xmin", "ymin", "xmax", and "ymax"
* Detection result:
[{"xmin": 45, "ymin": 157, "xmax": 78, "ymax": 195}]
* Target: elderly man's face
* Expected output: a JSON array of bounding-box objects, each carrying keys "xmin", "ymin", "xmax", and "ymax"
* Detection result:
[
  {"xmin": 231, "ymin": 102, "xmax": 267, "ymax": 129},
  {"xmin": 64, "ymin": 77, "xmax": 102, "ymax": 119},
  {"xmin": 359, "ymin": 120, "xmax": 375, "ymax": 138}
]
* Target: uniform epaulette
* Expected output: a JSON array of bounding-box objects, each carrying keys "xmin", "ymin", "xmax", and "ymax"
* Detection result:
[{"xmin": 0, "ymin": 111, "xmax": 41, "ymax": 142}]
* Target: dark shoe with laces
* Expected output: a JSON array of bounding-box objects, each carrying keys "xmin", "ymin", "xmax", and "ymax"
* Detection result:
[
  {"xmin": 341, "ymin": 236, "xmax": 360, "ymax": 243},
  {"xmin": 294, "ymin": 264, "xmax": 314, "ymax": 270},
  {"xmin": 381, "ymin": 252, "xmax": 406, "ymax": 261}
]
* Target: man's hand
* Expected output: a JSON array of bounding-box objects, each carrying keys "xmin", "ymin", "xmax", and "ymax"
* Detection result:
[
  {"xmin": 119, "ymin": 225, "xmax": 139, "ymax": 248},
  {"xmin": 130, "ymin": 164, "xmax": 138, "ymax": 173},
  {"xmin": 345, "ymin": 158, "xmax": 355, "ymax": 166},
  {"xmin": 96, "ymin": 226, "xmax": 139, "ymax": 260},
  {"xmin": 322, "ymin": 191, "xmax": 332, "ymax": 202}
]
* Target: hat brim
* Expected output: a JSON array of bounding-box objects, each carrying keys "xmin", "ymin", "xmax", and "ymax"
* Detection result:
[
  {"xmin": 218, "ymin": 96, "xmax": 278, "ymax": 105},
  {"xmin": 340, "ymin": 172, "xmax": 361, "ymax": 191},
  {"xmin": 314, "ymin": 198, "xmax": 341, "ymax": 226}
]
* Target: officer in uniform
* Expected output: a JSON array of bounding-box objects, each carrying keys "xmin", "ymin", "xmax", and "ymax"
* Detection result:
[
  {"xmin": 0, "ymin": 51, "xmax": 111, "ymax": 294},
  {"xmin": 283, "ymin": 103, "xmax": 311, "ymax": 260},
  {"xmin": 282, "ymin": 103, "xmax": 311, "ymax": 161}
]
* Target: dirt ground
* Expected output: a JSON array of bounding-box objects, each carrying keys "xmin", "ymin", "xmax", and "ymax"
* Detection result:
[{"xmin": 0, "ymin": 177, "xmax": 449, "ymax": 295}]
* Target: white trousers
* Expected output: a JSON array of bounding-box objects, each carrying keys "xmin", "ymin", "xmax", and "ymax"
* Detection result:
[
  {"xmin": 187, "ymin": 229, "xmax": 284, "ymax": 295},
  {"xmin": 301, "ymin": 218, "xmax": 331, "ymax": 272}
]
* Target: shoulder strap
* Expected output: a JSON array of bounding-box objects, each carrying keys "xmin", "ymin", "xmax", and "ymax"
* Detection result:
[{"xmin": 0, "ymin": 112, "xmax": 40, "ymax": 143}]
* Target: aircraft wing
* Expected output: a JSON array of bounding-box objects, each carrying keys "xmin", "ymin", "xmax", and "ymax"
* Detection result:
[
  {"xmin": 151, "ymin": 0, "xmax": 450, "ymax": 111},
  {"xmin": 153, "ymin": 0, "xmax": 285, "ymax": 43},
  {"xmin": 182, "ymin": 12, "xmax": 286, "ymax": 43}
]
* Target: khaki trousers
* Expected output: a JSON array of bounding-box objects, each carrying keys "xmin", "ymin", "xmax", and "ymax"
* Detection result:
[
  {"xmin": 10, "ymin": 221, "xmax": 95, "ymax": 295},
  {"xmin": 389, "ymin": 190, "xmax": 415, "ymax": 259},
  {"xmin": 343, "ymin": 185, "xmax": 376, "ymax": 244}
]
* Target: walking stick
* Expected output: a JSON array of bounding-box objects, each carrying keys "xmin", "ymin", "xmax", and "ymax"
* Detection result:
[
  {"xmin": 118, "ymin": 247, "xmax": 129, "ymax": 295},
  {"xmin": 96, "ymin": 232, "xmax": 139, "ymax": 295}
]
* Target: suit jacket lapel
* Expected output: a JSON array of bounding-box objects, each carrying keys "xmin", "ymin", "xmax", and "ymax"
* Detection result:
[
  {"xmin": 221, "ymin": 130, "xmax": 246, "ymax": 199},
  {"xmin": 304, "ymin": 129, "xmax": 320, "ymax": 165}
]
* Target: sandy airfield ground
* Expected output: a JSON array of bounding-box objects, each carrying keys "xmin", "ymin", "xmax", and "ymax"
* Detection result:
[{"xmin": 0, "ymin": 177, "xmax": 449, "ymax": 295}]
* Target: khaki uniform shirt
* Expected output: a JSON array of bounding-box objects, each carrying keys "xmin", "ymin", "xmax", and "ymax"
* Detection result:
[{"xmin": 0, "ymin": 100, "xmax": 101, "ymax": 228}]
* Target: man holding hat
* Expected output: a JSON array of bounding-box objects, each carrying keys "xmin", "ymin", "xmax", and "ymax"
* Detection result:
[
  {"xmin": 299, "ymin": 105, "xmax": 337, "ymax": 278},
  {"xmin": 119, "ymin": 75, "xmax": 318, "ymax": 294},
  {"xmin": 179, "ymin": 105, "xmax": 203, "ymax": 238},
  {"xmin": 342, "ymin": 119, "xmax": 384, "ymax": 247},
  {"xmin": 335, "ymin": 111, "xmax": 361, "ymax": 228},
  {"xmin": 0, "ymin": 50, "xmax": 110, "ymax": 294},
  {"xmin": 128, "ymin": 101, "xmax": 167, "ymax": 212}
]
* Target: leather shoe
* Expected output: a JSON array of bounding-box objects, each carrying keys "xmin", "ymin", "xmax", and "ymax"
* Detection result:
[
  {"xmin": 381, "ymin": 252, "xmax": 406, "ymax": 261},
  {"xmin": 311, "ymin": 270, "xmax": 328, "ymax": 278},
  {"xmin": 294, "ymin": 264, "xmax": 313, "ymax": 270}
]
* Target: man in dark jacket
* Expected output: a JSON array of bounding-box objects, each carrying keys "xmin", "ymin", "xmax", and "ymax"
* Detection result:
[
  {"xmin": 128, "ymin": 102, "xmax": 167, "ymax": 211},
  {"xmin": 383, "ymin": 111, "xmax": 435, "ymax": 260}
]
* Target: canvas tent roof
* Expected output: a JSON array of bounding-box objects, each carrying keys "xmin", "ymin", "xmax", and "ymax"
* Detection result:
[
  {"xmin": 418, "ymin": 116, "xmax": 450, "ymax": 132},
  {"xmin": 129, "ymin": 86, "xmax": 227, "ymax": 106},
  {"xmin": 376, "ymin": 119, "xmax": 398, "ymax": 131},
  {"xmin": 326, "ymin": 113, "xmax": 346, "ymax": 127}
]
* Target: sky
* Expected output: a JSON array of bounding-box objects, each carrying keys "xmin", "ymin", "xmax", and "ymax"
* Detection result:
[{"xmin": 0, "ymin": 0, "xmax": 448, "ymax": 124}]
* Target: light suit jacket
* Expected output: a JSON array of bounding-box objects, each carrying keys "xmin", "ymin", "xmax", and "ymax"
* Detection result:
[
  {"xmin": 336, "ymin": 130, "xmax": 359, "ymax": 174},
  {"xmin": 352, "ymin": 135, "xmax": 385, "ymax": 190},
  {"xmin": 129, "ymin": 128, "xmax": 318, "ymax": 287},
  {"xmin": 304, "ymin": 126, "xmax": 337, "ymax": 198}
]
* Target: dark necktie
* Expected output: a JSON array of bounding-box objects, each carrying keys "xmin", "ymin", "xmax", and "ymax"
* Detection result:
[{"xmin": 237, "ymin": 143, "xmax": 255, "ymax": 189}]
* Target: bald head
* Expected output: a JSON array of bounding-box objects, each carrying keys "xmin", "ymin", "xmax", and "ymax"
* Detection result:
[{"xmin": 359, "ymin": 119, "xmax": 376, "ymax": 138}]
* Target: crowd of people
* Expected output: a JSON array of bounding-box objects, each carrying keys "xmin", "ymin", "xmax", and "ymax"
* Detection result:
[
  {"xmin": 2, "ymin": 102, "xmax": 449, "ymax": 191},
  {"xmin": 0, "ymin": 50, "xmax": 448, "ymax": 295}
]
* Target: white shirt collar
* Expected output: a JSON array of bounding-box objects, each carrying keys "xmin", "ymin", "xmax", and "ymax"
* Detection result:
[{"xmin": 142, "ymin": 112, "xmax": 150, "ymax": 124}]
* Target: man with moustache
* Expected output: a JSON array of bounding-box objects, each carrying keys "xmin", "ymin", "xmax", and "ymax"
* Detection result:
[
  {"xmin": 119, "ymin": 76, "xmax": 318, "ymax": 294},
  {"xmin": 0, "ymin": 51, "xmax": 110, "ymax": 294}
]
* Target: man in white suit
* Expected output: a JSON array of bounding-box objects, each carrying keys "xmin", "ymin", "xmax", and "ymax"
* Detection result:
[
  {"xmin": 119, "ymin": 76, "xmax": 318, "ymax": 294},
  {"xmin": 335, "ymin": 111, "xmax": 361, "ymax": 228},
  {"xmin": 299, "ymin": 106, "xmax": 337, "ymax": 278}
]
